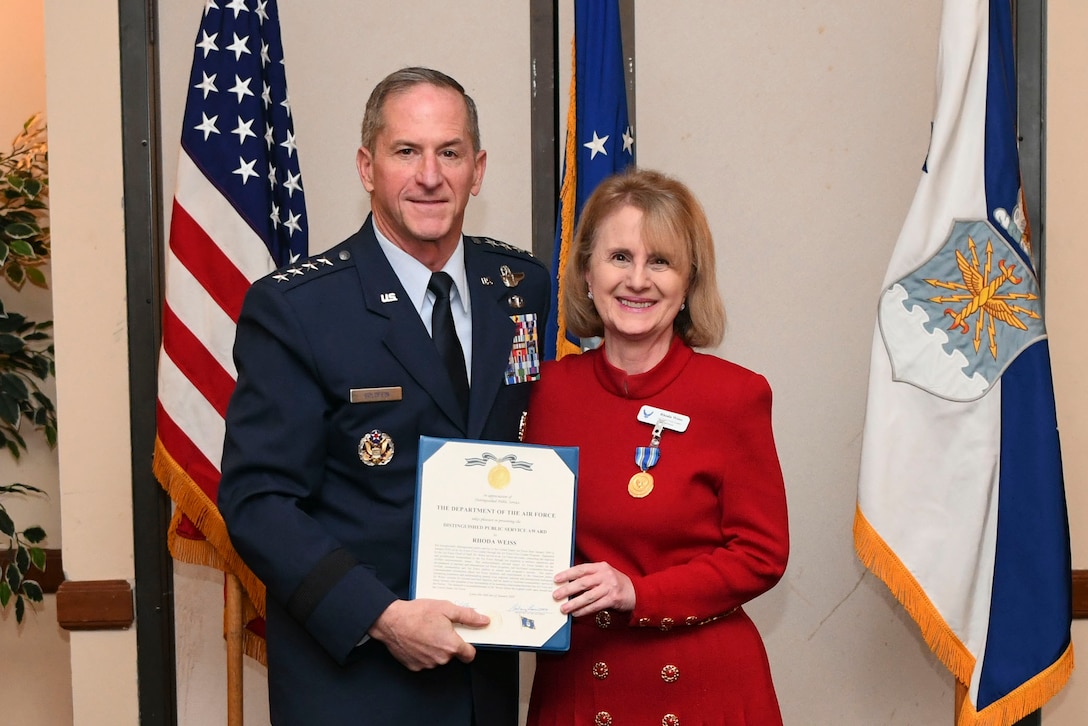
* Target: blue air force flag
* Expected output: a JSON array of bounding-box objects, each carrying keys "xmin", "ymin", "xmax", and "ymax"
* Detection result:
[
  {"xmin": 545, "ymin": 0, "xmax": 634, "ymax": 360},
  {"xmin": 854, "ymin": 1, "xmax": 1073, "ymax": 724}
]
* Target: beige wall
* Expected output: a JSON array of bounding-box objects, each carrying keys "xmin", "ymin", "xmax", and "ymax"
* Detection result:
[
  {"xmin": 1039, "ymin": 2, "xmax": 1088, "ymax": 723},
  {"xmin": 20, "ymin": 1, "xmax": 1085, "ymax": 724},
  {"xmin": 0, "ymin": 2, "xmax": 71, "ymax": 724},
  {"xmin": 44, "ymin": 1, "xmax": 139, "ymax": 724}
]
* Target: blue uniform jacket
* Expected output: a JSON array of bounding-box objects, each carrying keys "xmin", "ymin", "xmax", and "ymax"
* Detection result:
[{"xmin": 218, "ymin": 216, "xmax": 551, "ymax": 725}]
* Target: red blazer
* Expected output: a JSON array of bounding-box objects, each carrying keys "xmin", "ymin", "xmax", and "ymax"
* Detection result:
[{"xmin": 525, "ymin": 337, "xmax": 788, "ymax": 726}]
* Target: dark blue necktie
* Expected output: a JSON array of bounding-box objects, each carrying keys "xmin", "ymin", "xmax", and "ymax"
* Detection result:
[{"xmin": 428, "ymin": 271, "xmax": 469, "ymax": 417}]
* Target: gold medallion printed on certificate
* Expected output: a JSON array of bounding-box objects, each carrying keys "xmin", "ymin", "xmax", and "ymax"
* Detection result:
[{"xmin": 488, "ymin": 463, "xmax": 511, "ymax": 489}]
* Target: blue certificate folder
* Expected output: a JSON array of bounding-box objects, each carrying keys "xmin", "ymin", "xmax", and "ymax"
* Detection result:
[{"xmin": 411, "ymin": 436, "xmax": 578, "ymax": 652}]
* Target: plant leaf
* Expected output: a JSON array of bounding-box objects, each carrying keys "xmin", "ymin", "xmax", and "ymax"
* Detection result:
[
  {"xmin": 0, "ymin": 507, "xmax": 13, "ymax": 536},
  {"xmin": 5, "ymin": 560, "xmax": 21, "ymax": 590},
  {"xmin": 1, "ymin": 372, "xmax": 29, "ymax": 399},
  {"xmin": 21, "ymin": 179, "xmax": 42, "ymax": 199},
  {"xmin": 0, "ymin": 393, "xmax": 21, "ymax": 427},
  {"xmin": 24, "ymin": 526, "xmax": 46, "ymax": 544},
  {"xmin": 0, "ymin": 333, "xmax": 23, "ymax": 353},
  {"xmin": 29, "ymin": 547, "xmax": 46, "ymax": 569},
  {"xmin": 14, "ymin": 594, "xmax": 24, "ymax": 623},
  {"xmin": 0, "ymin": 578, "xmax": 10, "ymax": 608},
  {"xmin": 4, "ymin": 264, "xmax": 25, "ymax": 289},
  {"xmin": 15, "ymin": 545, "xmax": 29, "ymax": 573},
  {"xmin": 22, "ymin": 581, "xmax": 43, "ymax": 602},
  {"xmin": 25, "ymin": 266, "xmax": 47, "ymax": 288},
  {"xmin": 4, "ymin": 224, "xmax": 37, "ymax": 242}
]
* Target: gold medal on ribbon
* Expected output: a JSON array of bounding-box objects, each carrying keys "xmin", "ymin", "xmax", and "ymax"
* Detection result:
[
  {"xmin": 629, "ymin": 422, "xmax": 664, "ymax": 498},
  {"xmin": 628, "ymin": 471, "xmax": 654, "ymax": 498}
]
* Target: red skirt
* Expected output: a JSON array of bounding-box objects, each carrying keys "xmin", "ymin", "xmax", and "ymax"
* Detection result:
[{"xmin": 527, "ymin": 607, "xmax": 782, "ymax": 726}]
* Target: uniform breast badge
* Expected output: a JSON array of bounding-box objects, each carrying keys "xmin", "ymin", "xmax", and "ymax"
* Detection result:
[
  {"xmin": 358, "ymin": 429, "xmax": 394, "ymax": 466},
  {"xmin": 499, "ymin": 264, "xmax": 525, "ymax": 288}
]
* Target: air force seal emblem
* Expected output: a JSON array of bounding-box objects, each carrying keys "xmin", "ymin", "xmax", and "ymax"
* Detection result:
[{"xmin": 878, "ymin": 219, "xmax": 1046, "ymax": 402}]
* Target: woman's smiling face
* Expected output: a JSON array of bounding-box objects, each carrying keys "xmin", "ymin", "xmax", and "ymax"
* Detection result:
[{"xmin": 584, "ymin": 204, "xmax": 689, "ymax": 350}]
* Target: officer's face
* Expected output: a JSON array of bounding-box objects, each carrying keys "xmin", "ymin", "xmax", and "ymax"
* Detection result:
[{"xmin": 357, "ymin": 84, "xmax": 487, "ymax": 266}]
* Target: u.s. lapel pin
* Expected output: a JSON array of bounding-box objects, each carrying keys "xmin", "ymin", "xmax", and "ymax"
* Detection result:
[
  {"xmin": 481, "ymin": 276, "xmax": 494, "ymax": 286},
  {"xmin": 380, "ymin": 292, "xmax": 398, "ymax": 303},
  {"xmin": 499, "ymin": 265, "xmax": 525, "ymax": 288}
]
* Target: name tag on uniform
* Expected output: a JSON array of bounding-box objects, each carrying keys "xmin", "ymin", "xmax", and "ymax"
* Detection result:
[
  {"xmin": 350, "ymin": 386, "xmax": 403, "ymax": 403},
  {"xmin": 637, "ymin": 405, "xmax": 690, "ymax": 432}
]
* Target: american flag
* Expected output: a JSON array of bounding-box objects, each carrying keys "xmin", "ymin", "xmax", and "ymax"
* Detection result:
[{"xmin": 153, "ymin": 0, "xmax": 307, "ymax": 662}]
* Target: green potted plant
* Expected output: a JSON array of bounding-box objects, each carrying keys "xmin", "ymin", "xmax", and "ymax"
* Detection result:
[{"xmin": 0, "ymin": 114, "xmax": 54, "ymax": 623}]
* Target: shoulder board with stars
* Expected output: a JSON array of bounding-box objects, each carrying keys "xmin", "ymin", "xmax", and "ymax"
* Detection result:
[
  {"xmin": 470, "ymin": 236, "xmax": 548, "ymax": 279},
  {"xmin": 471, "ymin": 236, "xmax": 536, "ymax": 258},
  {"xmin": 267, "ymin": 249, "xmax": 352, "ymax": 287}
]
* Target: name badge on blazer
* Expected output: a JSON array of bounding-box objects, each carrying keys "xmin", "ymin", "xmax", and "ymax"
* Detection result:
[
  {"xmin": 504, "ymin": 313, "xmax": 541, "ymax": 385},
  {"xmin": 350, "ymin": 386, "xmax": 403, "ymax": 403}
]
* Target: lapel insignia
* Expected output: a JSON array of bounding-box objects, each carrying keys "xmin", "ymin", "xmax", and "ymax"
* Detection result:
[
  {"xmin": 481, "ymin": 276, "xmax": 494, "ymax": 286},
  {"xmin": 499, "ymin": 265, "xmax": 525, "ymax": 288},
  {"xmin": 359, "ymin": 429, "xmax": 395, "ymax": 466},
  {"xmin": 380, "ymin": 292, "xmax": 398, "ymax": 303}
]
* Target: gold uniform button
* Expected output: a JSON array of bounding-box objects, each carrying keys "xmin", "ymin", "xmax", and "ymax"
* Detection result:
[
  {"xmin": 662, "ymin": 714, "xmax": 680, "ymax": 726},
  {"xmin": 595, "ymin": 610, "xmax": 612, "ymax": 629},
  {"xmin": 595, "ymin": 711, "xmax": 613, "ymax": 726},
  {"xmin": 592, "ymin": 661, "xmax": 609, "ymax": 680},
  {"xmin": 659, "ymin": 617, "xmax": 674, "ymax": 631},
  {"xmin": 638, "ymin": 617, "xmax": 651, "ymax": 627},
  {"xmin": 684, "ymin": 616, "xmax": 699, "ymax": 625},
  {"xmin": 661, "ymin": 664, "xmax": 680, "ymax": 683}
]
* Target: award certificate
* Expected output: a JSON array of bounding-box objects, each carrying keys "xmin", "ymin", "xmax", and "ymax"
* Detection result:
[{"xmin": 411, "ymin": 436, "xmax": 578, "ymax": 651}]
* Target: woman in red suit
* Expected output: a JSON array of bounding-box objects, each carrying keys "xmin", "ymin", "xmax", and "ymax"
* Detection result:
[{"xmin": 525, "ymin": 168, "xmax": 788, "ymax": 726}]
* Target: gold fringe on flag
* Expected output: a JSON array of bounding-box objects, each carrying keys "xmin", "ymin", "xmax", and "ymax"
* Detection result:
[
  {"xmin": 554, "ymin": 32, "xmax": 582, "ymax": 361},
  {"xmin": 153, "ymin": 436, "xmax": 267, "ymax": 624},
  {"xmin": 854, "ymin": 504, "xmax": 1075, "ymax": 725}
]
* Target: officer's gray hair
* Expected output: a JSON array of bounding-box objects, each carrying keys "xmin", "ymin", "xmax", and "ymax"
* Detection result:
[{"xmin": 360, "ymin": 67, "xmax": 481, "ymax": 153}]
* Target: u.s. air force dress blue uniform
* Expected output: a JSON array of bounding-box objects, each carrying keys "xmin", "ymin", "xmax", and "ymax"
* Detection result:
[{"xmin": 218, "ymin": 215, "xmax": 551, "ymax": 725}]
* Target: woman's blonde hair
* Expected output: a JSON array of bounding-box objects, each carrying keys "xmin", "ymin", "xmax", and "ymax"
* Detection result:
[{"xmin": 563, "ymin": 168, "xmax": 725, "ymax": 347}]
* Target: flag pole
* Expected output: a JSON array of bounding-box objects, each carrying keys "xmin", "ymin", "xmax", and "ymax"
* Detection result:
[{"xmin": 225, "ymin": 572, "xmax": 244, "ymax": 726}]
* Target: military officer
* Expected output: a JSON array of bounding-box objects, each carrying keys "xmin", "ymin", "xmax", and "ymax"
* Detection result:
[{"xmin": 218, "ymin": 67, "xmax": 550, "ymax": 726}]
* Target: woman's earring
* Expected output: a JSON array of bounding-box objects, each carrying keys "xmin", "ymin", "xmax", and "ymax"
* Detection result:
[
  {"xmin": 680, "ymin": 300, "xmax": 687, "ymax": 311},
  {"xmin": 588, "ymin": 290, "xmax": 594, "ymax": 300}
]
